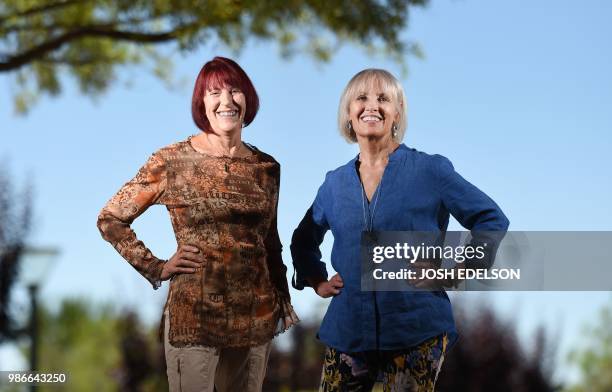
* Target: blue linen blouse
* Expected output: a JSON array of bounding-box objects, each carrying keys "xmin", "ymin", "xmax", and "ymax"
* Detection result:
[{"xmin": 290, "ymin": 144, "xmax": 509, "ymax": 353}]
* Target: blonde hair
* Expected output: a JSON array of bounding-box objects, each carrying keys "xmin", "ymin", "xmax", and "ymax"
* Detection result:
[{"xmin": 338, "ymin": 69, "xmax": 407, "ymax": 143}]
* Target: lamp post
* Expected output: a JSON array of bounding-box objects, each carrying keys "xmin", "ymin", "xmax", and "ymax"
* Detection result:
[{"xmin": 18, "ymin": 246, "xmax": 59, "ymax": 390}]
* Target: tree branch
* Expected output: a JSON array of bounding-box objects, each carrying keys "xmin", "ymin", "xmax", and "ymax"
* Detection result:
[
  {"xmin": 0, "ymin": 26, "xmax": 182, "ymax": 72},
  {"xmin": 0, "ymin": 16, "xmax": 161, "ymax": 35},
  {"xmin": 0, "ymin": 0, "xmax": 86, "ymax": 24}
]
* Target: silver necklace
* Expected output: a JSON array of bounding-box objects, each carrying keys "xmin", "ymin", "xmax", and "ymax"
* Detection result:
[
  {"xmin": 360, "ymin": 180, "xmax": 382, "ymax": 233},
  {"xmin": 358, "ymin": 146, "xmax": 396, "ymax": 233}
]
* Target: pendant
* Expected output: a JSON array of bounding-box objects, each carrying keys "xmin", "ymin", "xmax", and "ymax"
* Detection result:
[{"xmin": 363, "ymin": 230, "xmax": 378, "ymax": 245}]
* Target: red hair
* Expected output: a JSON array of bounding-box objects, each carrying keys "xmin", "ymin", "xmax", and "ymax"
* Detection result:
[{"xmin": 191, "ymin": 56, "xmax": 259, "ymax": 132}]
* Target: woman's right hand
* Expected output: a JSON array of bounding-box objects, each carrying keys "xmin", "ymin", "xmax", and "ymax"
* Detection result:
[
  {"xmin": 161, "ymin": 245, "xmax": 205, "ymax": 281},
  {"xmin": 311, "ymin": 273, "xmax": 344, "ymax": 298}
]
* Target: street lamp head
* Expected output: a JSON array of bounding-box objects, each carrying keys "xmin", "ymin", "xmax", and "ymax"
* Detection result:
[{"xmin": 19, "ymin": 246, "xmax": 60, "ymax": 288}]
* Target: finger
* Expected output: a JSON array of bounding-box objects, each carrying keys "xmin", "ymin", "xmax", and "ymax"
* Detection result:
[
  {"xmin": 329, "ymin": 287, "xmax": 340, "ymax": 295},
  {"xmin": 415, "ymin": 280, "xmax": 440, "ymax": 290},
  {"xmin": 177, "ymin": 260, "xmax": 202, "ymax": 269},
  {"xmin": 413, "ymin": 281, "xmax": 430, "ymax": 289},
  {"xmin": 330, "ymin": 281, "xmax": 343, "ymax": 288},
  {"xmin": 411, "ymin": 278, "xmax": 432, "ymax": 288},
  {"xmin": 411, "ymin": 261, "xmax": 433, "ymax": 268},
  {"xmin": 180, "ymin": 244, "xmax": 201, "ymax": 253},
  {"xmin": 173, "ymin": 267, "xmax": 196, "ymax": 274},
  {"xmin": 410, "ymin": 278, "xmax": 424, "ymax": 287},
  {"xmin": 180, "ymin": 253, "xmax": 206, "ymax": 263}
]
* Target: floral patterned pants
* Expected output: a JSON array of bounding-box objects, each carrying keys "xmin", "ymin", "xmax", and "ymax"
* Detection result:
[{"xmin": 320, "ymin": 334, "xmax": 448, "ymax": 392}]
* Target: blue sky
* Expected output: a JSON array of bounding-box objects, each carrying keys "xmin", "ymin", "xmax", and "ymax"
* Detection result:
[{"xmin": 1, "ymin": 0, "xmax": 611, "ymax": 384}]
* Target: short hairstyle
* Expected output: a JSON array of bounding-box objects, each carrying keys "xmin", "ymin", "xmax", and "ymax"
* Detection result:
[
  {"xmin": 338, "ymin": 69, "xmax": 407, "ymax": 143},
  {"xmin": 191, "ymin": 56, "xmax": 260, "ymax": 132}
]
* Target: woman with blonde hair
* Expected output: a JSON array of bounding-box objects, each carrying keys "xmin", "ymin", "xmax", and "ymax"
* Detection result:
[{"xmin": 291, "ymin": 69, "xmax": 509, "ymax": 391}]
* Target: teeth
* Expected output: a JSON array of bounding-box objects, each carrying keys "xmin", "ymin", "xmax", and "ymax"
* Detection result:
[
  {"xmin": 217, "ymin": 111, "xmax": 237, "ymax": 117},
  {"xmin": 361, "ymin": 116, "xmax": 381, "ymax": 121}
]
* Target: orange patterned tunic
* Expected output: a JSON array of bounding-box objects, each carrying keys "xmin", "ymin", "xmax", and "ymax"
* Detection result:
[{"xmin": 97, "ymin": 137, "xmax": 298, "ymax": 348}]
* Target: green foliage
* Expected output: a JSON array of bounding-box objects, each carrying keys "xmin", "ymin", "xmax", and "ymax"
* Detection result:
[
  {"xmin": 18, "ymin": 298, "xmax": 165, "ymax": 391},
  {"xmin": 566, "ymin": 299, "xmax": 612, "ymax": 392},
  {"xmin": 29, "ymin": 298, "xmax": 122, "ymax": 391},
  {"xmin": 0, "ymin": 0, "xmax": 428, "ymax": 113}
]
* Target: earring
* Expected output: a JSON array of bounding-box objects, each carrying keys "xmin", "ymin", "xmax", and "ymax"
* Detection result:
[
  {"xmin": 346, "ymin": 121, "xmax": 357, "ymax": 141},
  {"xmin": 392, "ymin": 123, "xmax": 398, "ymax": 139}
]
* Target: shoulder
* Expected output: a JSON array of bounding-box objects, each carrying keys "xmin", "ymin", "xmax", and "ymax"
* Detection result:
[
  {"xmin": 135, "ymin": 139, "xmax": 195, "ymax": 176},
  {"xmin": 311, "ymin": 159, "xmax": 357, "ymax": 202},
  {"xmin": 244, "ymin": 144, "xmax": 282, "ymax": 185},
  {"xmin": 246, "ymin": 144, "xmax": 280, "ymax": 166},
  {"xmin": 397, "ymin": 144, "xmax": 454, "ymax": 175},
  {"xmin": 245, "ymin": 145, "xmax": 282, "ymax": 181},
  {"xmin": 323, "ymin": 157, "xmax": 356, "ymax": 184},
  {"xmin": 152, "ymin": 139, "xmax": 192, "ymax": 161}
]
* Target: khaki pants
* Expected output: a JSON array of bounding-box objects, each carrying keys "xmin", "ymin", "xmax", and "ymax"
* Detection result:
[{"xmin": 164, "ymin": 311, "xmax": 272, "ymax": 392}]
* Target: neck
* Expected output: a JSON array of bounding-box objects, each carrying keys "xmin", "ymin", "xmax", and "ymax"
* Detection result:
[
  {"xmin": 357, "ymin": 135, "xmax": 399, "ymax": 167},
  {"xmin": 193, "ymin": 129, "xmax": 243, "ymax": 156}
]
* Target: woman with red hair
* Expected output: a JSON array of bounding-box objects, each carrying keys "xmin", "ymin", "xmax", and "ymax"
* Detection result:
[{"xmin": 97, "ymin": 56, "xmax": 298, "ymax": 391}]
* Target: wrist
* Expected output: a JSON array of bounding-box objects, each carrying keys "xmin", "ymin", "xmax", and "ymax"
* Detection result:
[
  {"xmin": 160, "ymin": 261, "xmax": 172, "ymax": 281},
  {"xmin": 306, "ymin": 276, "xmax": 327, "ymax": 291}
]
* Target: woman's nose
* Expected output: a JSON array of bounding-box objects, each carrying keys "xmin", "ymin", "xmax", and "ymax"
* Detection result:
[
  {"xmin": 365, "ymin": 101, "xmax": 378, "ymax": 112},
  {"xmin": 365, "ymin": 99, "xmax": 378, "ymax": 112},
  {"xmin": 220, "ymin": 89, "xmax": 232, "ymax": 104}
]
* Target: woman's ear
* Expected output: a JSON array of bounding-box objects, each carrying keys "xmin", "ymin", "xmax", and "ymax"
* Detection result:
[{"xmin": 395, "ymin": 100, "xmax": 403, "ymax": 122}]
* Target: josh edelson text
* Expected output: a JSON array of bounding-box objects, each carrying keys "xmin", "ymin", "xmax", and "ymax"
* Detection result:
[{"xmin": 370, "ymin": 243, "xmax": 520, "ymax": 281}]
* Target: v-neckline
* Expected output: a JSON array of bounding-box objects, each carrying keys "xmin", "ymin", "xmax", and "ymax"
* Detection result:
[
  {"xmin": 357, "ymin": 169, "xmax": 382, "ymax": 205},
  {"xmin": 352, "ymin": 144, "xmax": 404, "ymax": 205},
  {"xmin": 355, "ymin": 159, "xmax": 390, "ymax": 204}
]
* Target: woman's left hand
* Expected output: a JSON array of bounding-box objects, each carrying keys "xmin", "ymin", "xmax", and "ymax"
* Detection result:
[
  {"xmin": 409, "ymin": 260, "xmax": 463, "ymax": 289},
  {"xmin": 161, "ymin": 244, "xmax": 205, "ymax": 281},
  {"xmin": 312, "ymin": 273, "xmax": 344, "ymax": 298}
]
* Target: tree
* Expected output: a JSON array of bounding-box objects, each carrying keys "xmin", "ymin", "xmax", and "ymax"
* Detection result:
[
  {"xmin": 261, "ymin": 300, "xmax": 562, "ymax": 391},
  {"xmin": 114, "ymin": 311, "xmax": 167, "ymax": 392},
  {"xmin": 565, "ymin": 299, "xmax": 612, "ymax": 392},
  {"xmin": 0, "ymin": 0, "xmax": 428, "ymax": 113},
  {"xmin": 263, "ymin": 320, "xmax": 326, "ymax": 391},
  {"xmin": 27, "ymin": 298, "xmax": 167, "ymax": 391},
  {"xmin": 0, "ymin": 163, "xmax": 32, "ymax": 344},
  {"xmin": 437, "ymin": 302, "xmax": 560, "ymax": 392},
  {"xmin": 33, "ymin": 299, "xmax": 121, "ymax": 391}
]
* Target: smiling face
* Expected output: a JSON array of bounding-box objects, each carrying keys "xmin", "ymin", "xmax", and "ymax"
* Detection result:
[
  {"xmin": 348, "ymin": 81, "xmax": 400, "ymax": 141},
  {"xmin": 203, "ymin": 85, "xmax": 246, "ymax": 135}
]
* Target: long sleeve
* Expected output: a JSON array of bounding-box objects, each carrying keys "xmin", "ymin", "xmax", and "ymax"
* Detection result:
[
  {"xmin": 264, "ymin": 163, "xmax": 300, "ymax": 333},
  {"xmin": 290, "ymin": 178, "xmax": 330, "ymax": 290},
  {"xmin": 264, "ymin": 164, "xmax": 291, "ymax": 298},
  {"xmin": 436, "ymin": 155, "xmax": 509, "ymax": 270},
  {"xmin": 97, "ymin": 152, "xmax": 167, "ymax": 289}
]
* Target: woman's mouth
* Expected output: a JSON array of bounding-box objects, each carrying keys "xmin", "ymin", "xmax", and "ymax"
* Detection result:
[
  {"xmin": 217, "ymin": 110, "xmax": 238, "ymax": 118},
  {"xmin": 360, "ymin": 115, "xmax": 382, "ymax": 123}
]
